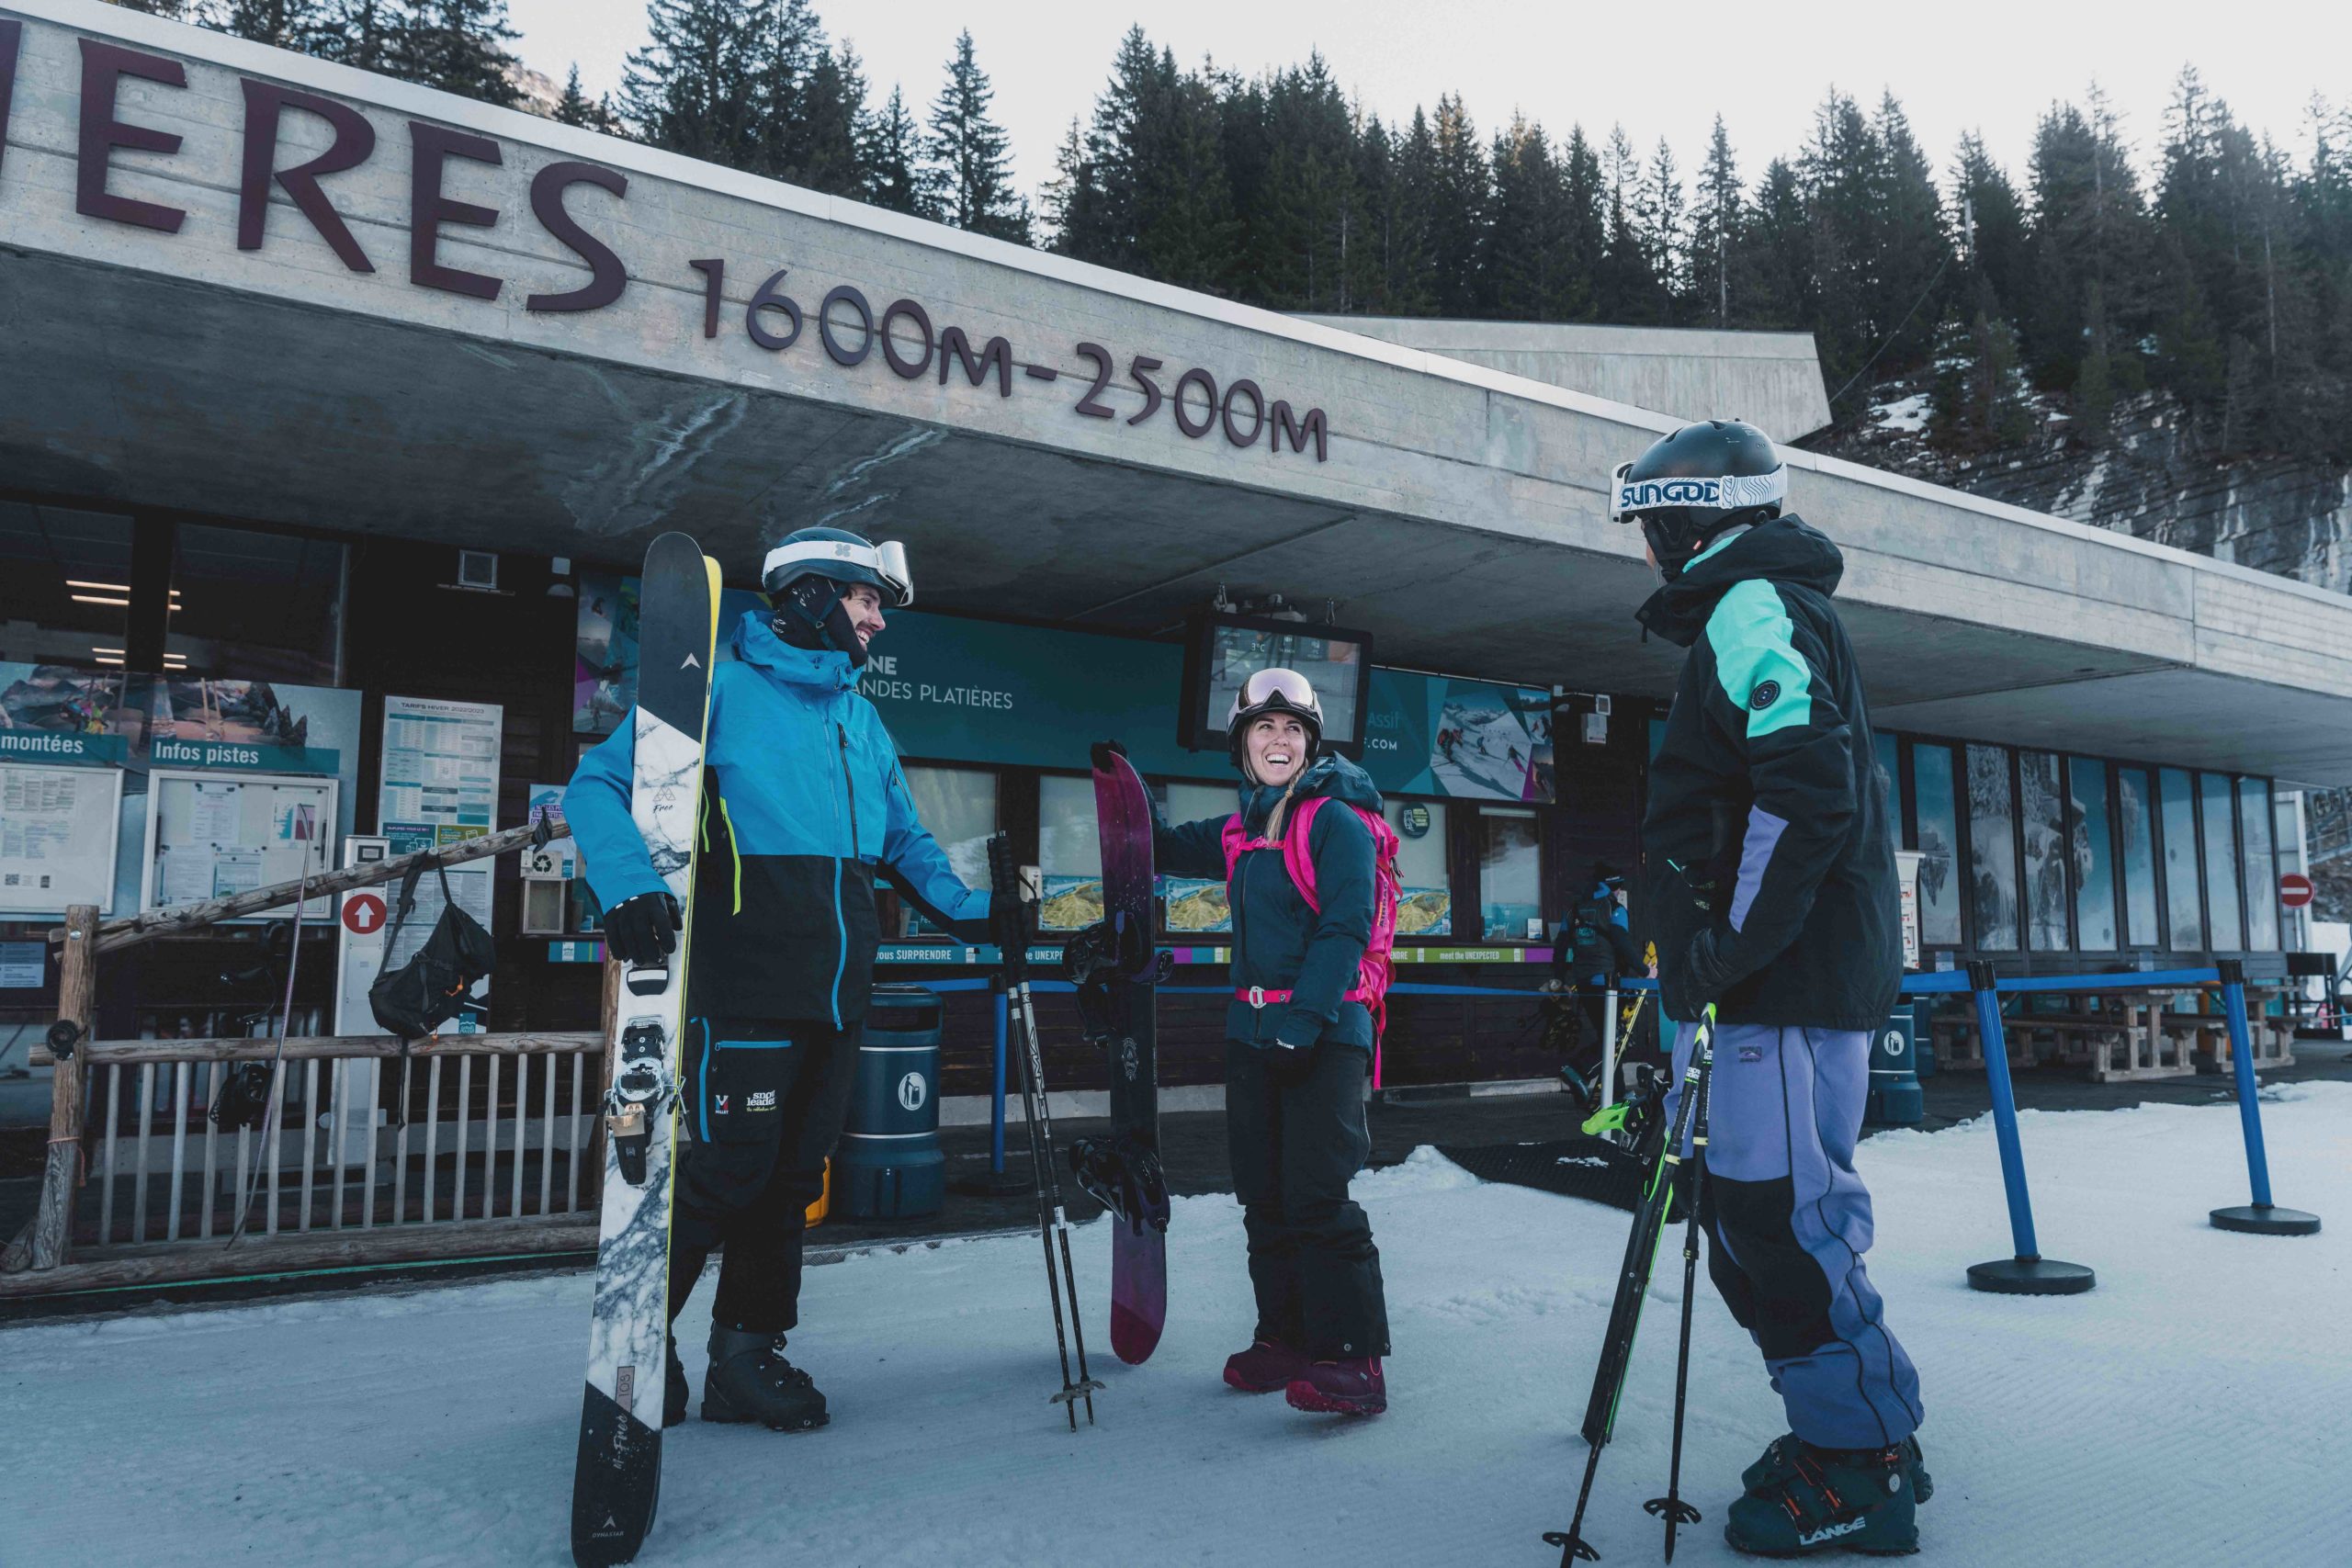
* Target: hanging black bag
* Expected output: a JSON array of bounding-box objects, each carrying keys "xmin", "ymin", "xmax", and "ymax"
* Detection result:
[{"xmin": 368, "ymin": 861, "xmax": 496, "ymax": 1041}]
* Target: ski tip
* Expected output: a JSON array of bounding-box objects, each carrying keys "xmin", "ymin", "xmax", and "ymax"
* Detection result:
[{"xmin": 1540, "ymin": 1529, "xmax": 1601, "ymax": 1562}]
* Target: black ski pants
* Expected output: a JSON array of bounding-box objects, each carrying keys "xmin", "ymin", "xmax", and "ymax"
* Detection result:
[
  {"xmin": 665, "ymin": 1016, "xmax": 859, "ymax": 1337},
  {"xmin": 1225, "ymin": 1038, "xmax": 1390, "ymax": 1360}
]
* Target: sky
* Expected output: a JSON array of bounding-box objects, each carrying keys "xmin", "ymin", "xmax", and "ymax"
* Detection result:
[{"xmin": 506, "ymin": 0, "xmax": 2341, "ymax": 205}]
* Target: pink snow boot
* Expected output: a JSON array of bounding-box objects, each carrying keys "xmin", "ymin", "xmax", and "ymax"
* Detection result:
[
  {"xmin": 1223, "ymin": 1338, "xmax": 1310, "ymax": 1393},
  {"xmin": 1285, "ymin": 1357, "xmax": 1386, "ymax": 1416}
]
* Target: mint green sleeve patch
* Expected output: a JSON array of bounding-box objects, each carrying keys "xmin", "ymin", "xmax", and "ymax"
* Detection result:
[{"xmin": 1705, "ymin": 580, "xmax": 1814, "ymax": 739}]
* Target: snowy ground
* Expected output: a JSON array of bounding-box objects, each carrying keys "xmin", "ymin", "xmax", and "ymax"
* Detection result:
[{"xmin": 6, "ymin": 1087, "xmax": 2349, "ymax": 1567}]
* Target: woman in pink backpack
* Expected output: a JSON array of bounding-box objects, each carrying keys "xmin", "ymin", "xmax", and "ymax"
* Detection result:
[{"xmin": 1126, "ymin": 667, "xmax": 1396, "ymax": 1416}]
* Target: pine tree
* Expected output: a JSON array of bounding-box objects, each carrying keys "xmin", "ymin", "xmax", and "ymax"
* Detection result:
[
  {"xmin": 553, "ymin": 63, "xmax": 622, "ymax": 133},
  {"xmin": 1595, "ymin": 124, "xmax": 1658, "ymax": 321},
  {"xmin": 322, "ymin": 0, "xmax": 405, "ymax": 74},
  {"xmin": 214, "ymin": 1, "xmax": 333, "ymax": 50},
  {"xmin": 1385, "ymin": 106, "xmax": 1441, "ymax": 314},
  {"xmin": 922, "ymin": 30, "xmax": 1028, "ymax": 243},
  {"xmin": 1139, "ymin": 57, "xmax": 1238, "ymax": 293},
  {"xmin": 783, "ymin": 41, "xmax": 867, "ymax": 197},
  {"xmin": 621, "ymin": 0, "xmax": 767, "ymax": 170},
  {"xmin": 1252, "ymin": 56, "xmax": 1358, "ymax": 309},
  {"xmin": 1426, "ymin": 94, "xmax": 1487, "ymax": 316},
  {"xmin": 864, "ymin": 86, "xmax": 929, "ymax": 216},
  {"xmin": 1687, "ymin": 116, "xmax": 1742, "ymax": 325},
  {"xmin": 1484, "ymin": 115, "xmax": 1564, "ymax": 320},
  {"xmin": 1557, "ymin": 125, "xmax": 1606, "ymax": 321},
  {"xmin": 1639, "ymin": 137, "xmax": 1687, "ymax": 313},
  {"xmin": 1736, "ymin": 156, "xmax": 1812, "ymax": 332},
  {"xmin": 403, "ymin": 0, "xmax": 522, "ymax": 107},
  {"xmin": 1867, "ymin": 93, "xmax": 1948, "ymax": 373}
]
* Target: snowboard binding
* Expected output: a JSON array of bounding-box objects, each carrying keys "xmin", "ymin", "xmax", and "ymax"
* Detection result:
[{"xmin": 1069, "ymin": 1131, "xmax": 1171, "ymax": 1236}]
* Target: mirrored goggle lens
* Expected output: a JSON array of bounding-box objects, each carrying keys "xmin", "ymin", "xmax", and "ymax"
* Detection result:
[
  {"xmin": 1242, "ymin": 668, "xmax": 1317, "ymax": 709},
  {"xmin": 1606, "ymin": 462, "xmax": 1634, "ymax": 523},
  {"xmin": 874, "ymin": 540, "xmax": 912, "ymax": 607}
]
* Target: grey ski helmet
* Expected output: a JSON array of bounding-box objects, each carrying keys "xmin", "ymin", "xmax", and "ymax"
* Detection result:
[
  {"xmin": 1226, "ymin": 667, "xmax": 1324, "ymax": 773},
  {"xmin": 760, "ymin": 526, "xmax": 912, "ymax": 666},
  {"xmin": 1608, "ymin": 419, "xmax": 1787, "ymax": 576}
]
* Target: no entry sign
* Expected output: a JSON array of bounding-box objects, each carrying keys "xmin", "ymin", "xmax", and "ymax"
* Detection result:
[
  {"xmin": 343, "ymin": 891, "xmax": 389, "ymax": 934},
  {"xmin": 2279, "ymin": 873, "xmax": 2316, "ymax": 909}
]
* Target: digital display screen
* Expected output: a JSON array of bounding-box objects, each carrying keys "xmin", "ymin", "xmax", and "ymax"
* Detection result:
[{"xmin": 1181, "ymin": 613, "xmax": 1373, "ymax": 758}]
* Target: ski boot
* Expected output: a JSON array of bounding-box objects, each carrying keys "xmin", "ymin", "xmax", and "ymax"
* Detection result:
[
  {"xmin": 663, "ymin": 1336, "xmax": 688, "ymax": 1428},
  {"xmin": 1745, "ymin": 1432, "xmax": 1933, "ymax": 1506},
  {"xmin": 1724, "ymin": 1439, "xmax": 1917, "ymax": 1556},
  {"xmin": 1223, "ymin": 1338, "xmax": 1309, "ymax": 1393},
  {"xmin": 701, "ymin": 1325, "xmax": 830, "ymax": 1432},
  {"xmin": 1284, "ymin": 1357, "xmax": 1386, "ymax": 1416}
]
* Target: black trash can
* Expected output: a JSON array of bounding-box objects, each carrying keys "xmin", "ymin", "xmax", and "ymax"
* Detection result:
[
  {"xmin": 1864, "ymin": 1005, "xmax": 1925, "ymax": 1128},
  {"xmin": 833, "ymin": 984, "xmax": 945, "ymax": 1219}
]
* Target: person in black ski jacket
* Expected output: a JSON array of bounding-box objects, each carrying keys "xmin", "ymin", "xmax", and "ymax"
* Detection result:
[
  {"xmin": 1614, "ymin": 420, "xmax": 1926, "ymax": 1556},
  {"xmin": 1136, "ymin": 667, "xmax": 1392, "ymax": 1417},
  {"xmin": 1550, "ymin": 862, "xmax": 1643, "ymax": 1102},
  {"xmin": 567, "ymin": 526, "xmax": 996, "ymax": 1436}
]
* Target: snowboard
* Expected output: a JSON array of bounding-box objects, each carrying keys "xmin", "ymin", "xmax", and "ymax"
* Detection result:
[
  {"xmin": 1064, "ymin": 748, "xmax": 1171, "ymax": 1366},
  {"xmin": 571, "ymin": 534, "xmax": 721, "ymax": 1568}
]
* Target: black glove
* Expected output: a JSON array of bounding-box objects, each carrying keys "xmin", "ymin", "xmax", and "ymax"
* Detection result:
[
  {"xmin": 1090, "ymin": 739, "xmax": 1127, "ymax": 773},
  {"xmin": 603, "ymin": 890, "xmax": 680, "ymax": 967},
  {"xmin": 1682, "ymin": 923, "xmax": 1740, "ymax": 1002}
]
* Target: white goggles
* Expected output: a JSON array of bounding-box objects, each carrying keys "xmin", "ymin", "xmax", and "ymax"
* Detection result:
[
  {"xmin": 1608, "ymin": 463, "xmax": 1787, "ymax": 523},
  {"xmin": 1239, "ymin": 667, "xmax": 1318, "ymax": 711},
  {"xmin": 759, "ymin": 536, "xmax": 914, "ymax": 608}
]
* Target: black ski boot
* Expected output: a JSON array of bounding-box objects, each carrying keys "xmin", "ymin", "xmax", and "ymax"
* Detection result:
[
  {"xmin": 1744, "ymin": 1432, "xmax": 1932, "ymax": 1505},
  {"xmin": 702, "ymin": 1325, "xmax": 830, "ymax": 1431},
  {"xmin": 664, "ymin": 1336, "xmax": 687, "ymax": 1428},
  {"xmin": 1724, "ymin": 1439, "xmax": 1917, "ymax": 1557}
]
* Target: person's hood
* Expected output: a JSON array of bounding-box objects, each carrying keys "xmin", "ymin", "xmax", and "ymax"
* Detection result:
[
  {"xmin": 732, "ymin": 609, "xmax": 861, "ymax": 691},
  {"xmin": 1634, "ymin": 515, "xmax": 1846, "ymax": 649},
  {"xmin": 1240, "ymin": 750, "xmax": 1383, "ymax": 831}
]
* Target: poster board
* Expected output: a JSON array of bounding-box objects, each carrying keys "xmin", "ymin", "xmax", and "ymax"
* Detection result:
[
  {"xmin": 0, "ymin": 762, "xmax": 123, "ymax": 916},
  {"xmin": 141, "ymin": 770, "xmax": 337, "ymax": 920},
  {"xmin": 379, "ymin": 695, "xmax": 503, "ymax": 852}
]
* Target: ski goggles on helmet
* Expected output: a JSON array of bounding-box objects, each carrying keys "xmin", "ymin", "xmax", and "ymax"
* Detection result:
[
  {"xmin": 759, "ymin": 536, "xmax": 915, "ymax": 608},
  {"xmin": 1607, "ymin": 462, "xmax": 1787, "ymax": 523},
  {"xmin": 1231, "ymin": 667, "xmax": 1321, "ymax": 721}
]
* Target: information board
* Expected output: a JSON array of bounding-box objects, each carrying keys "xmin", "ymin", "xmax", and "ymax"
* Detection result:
[
  {"xmin": 379, "ymin": 695, "xmax": 503, "ymax": 853},
  {"xmin": 141, "ymin": 770, "xmax": 336, "ymax": 920},
  {"xmin": 0, "ymin": 762, "xmax": 123, "ymax": 916}
]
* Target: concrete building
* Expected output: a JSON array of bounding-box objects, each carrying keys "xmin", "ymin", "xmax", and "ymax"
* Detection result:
[{"xmin": 2, "ymin": 1, "xmax": 2344, "ymax": 1100}]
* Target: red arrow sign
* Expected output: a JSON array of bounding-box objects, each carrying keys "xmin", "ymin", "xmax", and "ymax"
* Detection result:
[
  {"xmin": 343, "ymin": 891, "xmax": 389, "ymax": 934},
  {"xmin": 2279, "ymin": 873, "xmax": 2315, "ymax": 909}
]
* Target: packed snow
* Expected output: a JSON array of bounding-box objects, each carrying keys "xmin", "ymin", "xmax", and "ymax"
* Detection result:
[
  {"xmin": 1872, "ymin": 393, "xmax": 1930, "ymax": 434},
  {"xmin": 6, "ymin": 1088, "xmax": 2350, "ymax": 1567}
]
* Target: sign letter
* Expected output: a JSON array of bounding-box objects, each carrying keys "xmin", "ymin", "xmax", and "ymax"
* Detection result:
[
  {"xmin": 527, "ymin": 161, "xmax": 628, "ymax": 312},
  {"xmin": 240, "ymin": 81, "xmax": 377, "ymax": 271},
  {"xmin": 77, "ymin": 40, "xmax": 188, "ymax": 233},
  {"xmin": 409, "ymin": 122, "xmax": 503, "ymax": 300}
]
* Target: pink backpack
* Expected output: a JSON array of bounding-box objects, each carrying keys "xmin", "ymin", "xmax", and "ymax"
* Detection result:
[{"xmin": 1220, "ymin": 796, "xmax": 1404, "ymax": 1064}]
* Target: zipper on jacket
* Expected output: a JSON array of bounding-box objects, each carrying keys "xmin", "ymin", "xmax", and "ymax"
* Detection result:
[
  {"xmin": 833, "ymin": 722, "xmax": 856, "ymax": 1028},
  {"xmin": 835, "ymin": 724, "xmax": 861, "ymax": 848},
  {"xmin": 717, "ymin": 795, "xmax": 744, "ymax": 915}
]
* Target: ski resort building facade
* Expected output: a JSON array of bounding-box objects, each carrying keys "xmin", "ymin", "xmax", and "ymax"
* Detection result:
[{"xmin": 5, "ymin": 0, "xmax": 2350, "ymax": 1103}]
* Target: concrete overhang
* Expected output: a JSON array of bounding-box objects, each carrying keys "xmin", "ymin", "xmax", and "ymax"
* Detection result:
[{"xmin": 5, "ymin": 1, "xmax": 2352, "ymax": 784}]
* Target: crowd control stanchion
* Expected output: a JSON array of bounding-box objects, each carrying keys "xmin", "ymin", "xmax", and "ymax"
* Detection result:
[
  {"xmin": 2209, "ymin": 959, "xmax": 2321, "ymax": 1236},
  {"xmin": 950, "ymin": 976, "xmax": 1033, "ymax": 1199},
  {"xmin": 1964, "ymin": 960, "xmax": 2096, "ymax": 1295},
  {"xmin": 1600, "ymin": 984, "xmax": 1618, "ymax": 1112}
]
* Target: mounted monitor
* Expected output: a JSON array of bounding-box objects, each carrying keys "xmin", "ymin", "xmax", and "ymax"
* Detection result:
[{"xmin": 1179, "ymin": 612, "xmax": 1374, "ymax": 760}]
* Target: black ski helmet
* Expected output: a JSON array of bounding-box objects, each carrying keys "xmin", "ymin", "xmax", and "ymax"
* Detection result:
[
  {"xmin": 760, "ymin": 525, "xmax": 913, "ymax": 667},
  {"xmin": 1609, "ymin": 419, "xmax": 1788, "ymax": 576},
  {"xmin": 1225, "ymin": 667, "xmax": 1324, "ymax": 774}
]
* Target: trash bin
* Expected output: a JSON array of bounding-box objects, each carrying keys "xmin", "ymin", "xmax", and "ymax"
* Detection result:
[
  {"xmin": 1865, "ymin": 1006, "xmax": 1925, "ymax": 1128},
  {"xmin": 832, "ymin": 984, "xmax": 944, "ymax": 1219}
]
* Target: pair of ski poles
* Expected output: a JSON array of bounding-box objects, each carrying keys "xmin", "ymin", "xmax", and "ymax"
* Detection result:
[
  {"xmin": 987, "ymin": 834, "xmax": 1105, "ymax": 1429},
  {"xmin": 1547, "ymin": 1004, "xmax": 1715, "ymax": 1564}
]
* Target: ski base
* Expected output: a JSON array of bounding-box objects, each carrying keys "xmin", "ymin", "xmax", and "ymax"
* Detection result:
[{"xmin": 571, "ymin": 1381, "xmax": 662, "ymax": 1567}]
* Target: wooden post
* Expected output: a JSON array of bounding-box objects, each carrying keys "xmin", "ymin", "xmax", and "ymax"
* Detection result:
[{"xmin": 31, "ymin": 906, "xmax": 100, "ymax": 1271}]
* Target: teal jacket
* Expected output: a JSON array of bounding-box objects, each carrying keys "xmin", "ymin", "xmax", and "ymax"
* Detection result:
[
  {"xmin": 1156, "ymin": 753, "xmax": 1382, "ymax": 1052},
  {"xmin": 568, "ymin": 612, "xmax": 989, "ymax": 1024}
]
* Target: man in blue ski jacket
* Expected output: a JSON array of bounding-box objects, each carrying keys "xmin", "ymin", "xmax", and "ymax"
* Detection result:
[
  {"xmin": 1614, "ymin": 421, "xmax": 1928, "ymax": 1556},
  {"xmin": 567, "ymin": 525, "xmax": 991, "ymax": 1434}
]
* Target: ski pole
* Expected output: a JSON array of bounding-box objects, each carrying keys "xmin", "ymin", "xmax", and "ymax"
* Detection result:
[
  {"xmin": 1644, "ymin": 1027, "xmax": 1713, "ymax": 1561},
  {"xmin": 1545, "ymin": 1006, "xmax": 1715, "ymax": 1565},
  {"xmin": 226, "ymin": 818, "xmax": 317, "ymax": 1248},
  {"xmin": 988, "ymin": 835, "xmax": 1103, "ymax": 1428}
]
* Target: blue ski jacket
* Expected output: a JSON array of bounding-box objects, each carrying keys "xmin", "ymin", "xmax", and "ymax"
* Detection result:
[
  {"xmin": 1156, "ymin": 753, "xmax": 1380, "ymax": 1054},
  {"xmin": 568, "ymin": 612, "xmax": 990, "ymax": 1024}
]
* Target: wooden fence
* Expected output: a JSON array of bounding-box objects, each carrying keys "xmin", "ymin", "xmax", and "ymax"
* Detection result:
[{"xmin": 1, "ymin": 822, "xmax": 613, "ymax": 1299}]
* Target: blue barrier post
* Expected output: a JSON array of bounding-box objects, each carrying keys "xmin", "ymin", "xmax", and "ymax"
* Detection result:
[
  {"xmin": 949, "ymin": 978, "xmax": 1034, "ymax": 1198},
  {"xmin": 2209, "ymin": 959, "xmax": 2321, "ymax": 1236},
  {"xmin": 1965, "ymin": 960, "xmax": 2096, "ymax": 1295}
]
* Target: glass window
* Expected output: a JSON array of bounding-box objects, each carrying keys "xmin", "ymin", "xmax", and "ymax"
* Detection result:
[
  {"xmin": 2200, "ymin": 773, "xmax": 2243, "ymax": 949},
  {"xmin": 2020, "ymin": 750, "xmax": 2068, "ymax": 951},
  {"xmin": 894, "ymin": 766, "xmax": 997, "ymax": 936},
  {"xmin": 0, "ymin": 501, "xmax": 135, "ymax": 668},
  {"xmin": 2158, "ymin": 767, "xmax": 2202, "ymax": 951},
  {"xmin": 1913, "ymin": 744, "xmax": 1961, "ymax": 945},
  {"xmin": 167, "ymin": 525, "xmax": 345, "ymax": 684},
  {"xmin": 1161, "ymin": 781, "xmax": 1235, "ymax": 935},
  {"xmin": 2069, "ymin": 759, "xmax": 2117, "ymax": 951},
  {"xmin": 1872, "ymin": 733, "xmax": 1901, "ymax": 851},
  {"xmin": 2118, "ymin": 766, "xmax": 2158, "ymax": 945},
  {"xmin": 1966, "ymin": 744, "xmax": 2019, "ymax": 950},
  {"xmin": 1384, "ymin": 798, "xmax": 1452, "ymax": 938},
  {"xmin": 2241, "ymin": 777, "xmax": 2279, "ymax": 951},
  {"xmin": 1036, "ymin": 773, "xmax": 1100, "ymax": 931},
  {"xmin": 1477, "ymin": 807, "xmax": 1543, "ymax": 941}
]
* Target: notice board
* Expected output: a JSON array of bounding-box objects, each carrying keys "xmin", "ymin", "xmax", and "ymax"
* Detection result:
[
  {"xmin": 141, "ymin": 770, "xmax": 337, "ymax": 920},
  {"xmin": 0, "ymin": 761, "xmax": 123, "ymax": 917}
]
